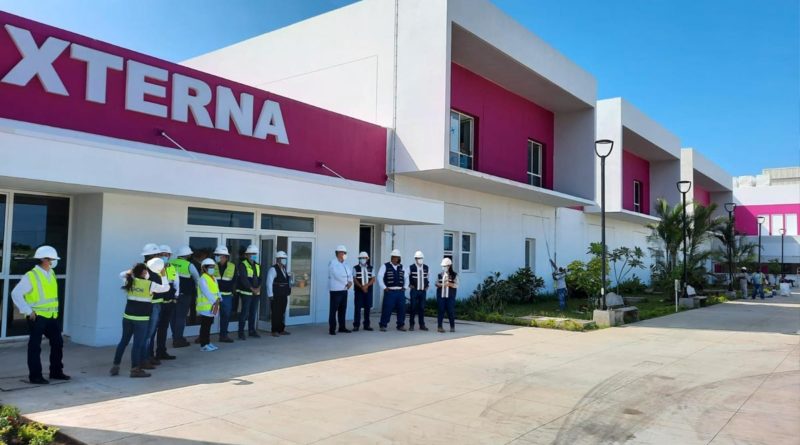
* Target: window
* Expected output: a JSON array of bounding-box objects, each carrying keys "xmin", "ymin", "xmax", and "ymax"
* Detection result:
[
  {"xmin": 0, "ymin": 194, "xmax": 5, "ymax": 274},
  {"xmin": 188, "ymin": 207, "xmax": 254, "ymax": 228},
  {"xmin": 633, "ymin": 180, "xmax": 643, "ymax": 213},
  {"xmin": 461, "ymin": 233, "xmax": 474, "ymax": 272},
  {"xmin": 261, "ymin": 214, "xmax": 314, "ymax": 232},
  {"xmin": 443, "ymin": 232, "xmax": 455, "ymax": 262},
  {"xmin": 771, "ymin": 215, "xmax": 784, "ymax": 236},
  {"xmin": 785, "ymin": 214, "xmax": 798, "ymax": 236},
  {"xmin": 757, "ymin": 215, "xmax": 770, "ymax": 235},
  {"xmin": 449, "ymin": 110, "xmax": 475, "ymax": 170},
  {"xmin": 527, "ymin": 140, "xmax": 543, "ymax": 187},
  {"xmin": 525, "ymin": 238, "xmax": 536, "ymax": 270},
  {"xmin": 10, "ymin": 194, "xmax": 70, "ymax": 275}
]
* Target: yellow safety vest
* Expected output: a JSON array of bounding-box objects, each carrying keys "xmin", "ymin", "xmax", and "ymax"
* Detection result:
[
  {"xmin": 123, "ymin": 277, "xmax": 153, "ymax": 321},
  {"xmin": 239, "ymin": 261, "xmax": 261, "ymax": 295},
  {"xmin": 171, "ymin": 258, "xmax": 192, "ymax": 278},
  {"xmin": 196, "ymin": 274, "xmax": 218, "ymax": 313},
  {"xmin": 214, "ymin": 262, "xmax": 236, "ymax": 296},
  {"xmin": 165, "ymin": 263, "xmax": 177, "ymax": 281},
  {"xmin": 23, "ymin": 268, "xmax": 59, "ymax": 319}
]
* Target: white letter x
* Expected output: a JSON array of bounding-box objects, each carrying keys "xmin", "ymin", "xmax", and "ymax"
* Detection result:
[{"xmin": 1, "ymin": 24, "xmax": 69, "ymax": 96}]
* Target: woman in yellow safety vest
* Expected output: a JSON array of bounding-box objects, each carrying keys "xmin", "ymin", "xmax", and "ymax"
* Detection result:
[
  {"xmin": 111, "ymin": 258, "xmax": 170, "ymax": 378},
  {"xmin": 197, "ymin": 258, "xmax": 221, "ymax": 351}
]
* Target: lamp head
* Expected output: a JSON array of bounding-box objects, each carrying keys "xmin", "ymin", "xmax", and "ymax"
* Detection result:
[
  {"xmin": 594, "ymin": 139, "xmax": 614, "ymax": 158},
  {"xmin": 779, "ymin": 228, "xmax": 785, "ymax": 235},
  {"xmin": 677, "ymin": 180, "xmax": 692, "ymax": 194},
  {"xmin": 757, "ymin": 215, "xmax": 766, "ymax": 225},
  {"xmin": 724, "ymin": 202, "xmax": 736, "ymax": 213}
]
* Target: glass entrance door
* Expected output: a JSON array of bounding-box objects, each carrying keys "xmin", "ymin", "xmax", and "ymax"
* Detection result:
[
  {"xmin": 287, "ymin": 238, "xmax": 313, "ymax": 325},
  {"xmin": 185, "ymin": 233, "xmax": 220, "ymax": 334},
  {"xmin": 221, "ymin": 235, "xmax": 255, "ymax": 331},
  {"xmin": 257, "ymin": 236, "xmax": 275, "ymax": 331}
]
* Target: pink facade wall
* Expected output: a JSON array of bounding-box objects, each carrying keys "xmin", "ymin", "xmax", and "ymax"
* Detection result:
[
  {"xmin": 735, "ymin": 204, "xmax": 800, "ymax": 235},
  {"xmin": 450, "ymin": 63, "xmax": 555, "ymax": 189},
  {"xmin": 622, "ymin": 150, "xmax": 650, "ymax": 214},
  {"xmin": 0, "ymin": 12, "xmax": 387, "ymax": 185},
  {"xmin": 693, "ymin": 184, "xmax": 711, "ymax": 206}
]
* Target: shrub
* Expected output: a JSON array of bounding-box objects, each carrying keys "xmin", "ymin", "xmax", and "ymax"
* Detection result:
[
  {"xmin": 17, "ymin": 422, "xmax": 57, "ymax": 445},
  {"xmin": 616, "ymin": 276, "xmax": 646, "ymax": 295},
  {"xmin": 467, "ymin": 268, "xmax": 545, "ymax": 314},
  {"xmin": 0, "ymin": 404, "xmax": 58, "ymax": 445}
]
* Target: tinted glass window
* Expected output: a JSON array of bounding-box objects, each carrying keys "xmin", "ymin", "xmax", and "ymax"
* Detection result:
[
  {"xmin": 188, "ymin": 207, "xmax": 254, "ymax": 228},
  {"xmin": 10, "ymin": 195, "xmax": 70, "ymax": 275},
  {"xmin": 261, "ymin": 214, "xmax": 314, "ymax": 232}
]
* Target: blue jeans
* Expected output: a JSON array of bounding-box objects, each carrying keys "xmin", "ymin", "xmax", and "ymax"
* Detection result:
[
  {"xmin": 752, "ymin": 284, "xmax": 764, "ymax": 300},
  {"xmin": 238, "ymin": 293, "xmax": 259, "ymax": 335},
  {"xmin": 353, "ymin": 290, "xmax": 372, "ymax": 329},
  {"xmin": 171, "ymin": 293, "xmax": 191, "ymax": 340},
  {"xmin": 437, "ymin": 296, "xmax": 456, "ymax": 328},
  {"xmin": 26, "ymin": 316, "xmax": 63, "ymax": 380},
  {"xmin": 145, "ymin": 303, "xmax": 161, "ymax": 358},
  {"xmin": 379, "ymin": 289, "xmax": 406, "ymax": 328},
  {"xmin": 219, "ymin": 294, "xmax": 233, "ymax": 336},
  {"xmin": 408, "ymin": 289, "xmax": 427, "ymax": 327},
  {"xmin": 114, "ymin": 318, "xmax": 149, "ymax": 368},
  {"xmin": 557, "ymin": 288, "xmax": 567, "ymax": 310}
]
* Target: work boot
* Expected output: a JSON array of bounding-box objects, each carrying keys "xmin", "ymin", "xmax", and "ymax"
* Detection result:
[
  {"xmin": 173, "ymin": 338, "xmax": 190, "ymax": 348},
  {"xmin": 419, "ymin": 326, "xmax": 429, "ymax": 331},
  {"xmin": 249, "ymin": 331, "xmax": 261, "ymax": 338},
  {"xmin": 140, "ymin": 362, "xmax": 155, "ymax": 370},
  {"xmin": 437, "ymin": 327, "xmax": 445, "ymax": 333},
  {"xmin": 353, "ymin": 327, "xmax": 359, "ymax": 332},
  {"xmin": 130, "ymin": 368, "xmax": 151, "ymax": 378},
  {"xmin": 29, "ymin": 376, "xmax": 49, "ymax": 385},
  {"xmin": 238, "ymin": 333, "xmax": 247, "ymax": 340},
  {"xmin": 49, "ymin": 373, "xmax": 71, "ymax": 381},
  {"xmin": 149, "ymin": 357, "xmax": 162, "ymax": 366},
  {"xmin": 156, "ymin": 352, "xmax": 177, "ymax": 360},
  {"xmin": 280, "ymin": 331, "xmax": 291, "ymax": 335},
  {"xmin": 218, "ymin": 336, "xmax": 234, "ymax": 343},
  {"xmin": 379, "ymin": 327, "xmax": 387, "ymax": 332},
  {"xmin": 397, "ymin": 326, "xmax": 407, "ymax": 332},
  {"xmin": 409, "ymin": 325, "xmax": 415, "ymax": 331},
  {"xmin": 364, "ymin": 327, "xmax": 374, "ymax": 331},
  {"xmin": 271, "ymin": 332, "xmax": 280, "ymax": 337},
  {"xmin": 109, "ymin": 365, "xmax": 120, "ymax": 376}
]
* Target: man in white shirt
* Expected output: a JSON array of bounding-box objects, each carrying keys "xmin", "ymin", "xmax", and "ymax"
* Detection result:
[
  {"xmin": 328, "ymin": 245, "xmax": 352, "ymax": 335},
  {"xmin": 378, "ymin": 249, "xmax": 409, "ymax": 332}
]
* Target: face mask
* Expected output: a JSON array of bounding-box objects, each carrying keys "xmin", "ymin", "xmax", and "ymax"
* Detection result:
[
  {"xmin": 251, "ymin": 255, "xmax": 258, "ymax": 262},
  {"xmin": 214, "ymin": 256, "xmax": 221, "ymax": 263},
  {"xmin": 442, "ymin": 266, "xmax": 448, "ymax": 272},
  {"xmin": 144, "ymin": 272, "xmax": 150, "ymax": 280},
  {"xmin": 342, "ymin": 254, "xmax": 348, "ymax": 261},
  {"xmin": 49, "ymin": 259, "xmax": 59, "ymax": 270},
  {"xmin": 278, "ymin": 258, "xmax": 287, "ymax": 265},
  {"xmin": 208, "ymin": 268, "xmax": 216, "ymax": 275},
  {"xmin": 416, "ymin": 259, "xmax": 423, "ymax": 265},
  {"xmin": 359, "ymin": 259, "xmax": 367, "ymax": 265}
]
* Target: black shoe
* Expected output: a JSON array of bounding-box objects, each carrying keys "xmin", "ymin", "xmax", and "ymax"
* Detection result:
[
  {"xmin": 419, "ymin": 326, "xmax": 429, "ymax": 331},
  {"xmin": 364, "ymin": 327, "xmax": 374, "ymax": 331},
  {"xmin": 219, "ymin": 336, "xmax": 234, "ymax": 343},
  {"xmin": 249, "ymin": 331, "xmax": 261, "ymax": 338},
  {"xmin": 238, "ymin": 333, "xmax": 247, "ymax": 340},
  {"xmin": 409, "ymin": 325, "xmax": 415, "ymax": 331},
  {"xmin": 49, "ymin": 373, "xmax": 71, "ymax": 381},
  {"xmin": 397, "ymin": 326, "xmax": 407, "ymax": 332},
  {"xmin": 29, "ymin": 377, "xmax": 49, "ymax": 385},
  {"xmin": 379, "ymin": 327, "xmax": 387, "ymax": 332},
  {"xmin": 156, "ymin": 353, "xmax": 177, "ymax": 360},
  {"xmin": 338, "ymin": 329, "xmax": 352, "ymax": 333},
  {"xmin": 329, "ymin": 331, "xmax": 336, "ymax": 335},
  {"xmin": 173, "ymin": 338, "xmax": 190, "ymax": 348},
  {"xmin": 353, "ymin": 327, "xmax": 360, "ymax": 332}
]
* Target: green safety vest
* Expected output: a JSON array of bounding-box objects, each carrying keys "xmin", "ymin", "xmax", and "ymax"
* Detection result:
[
  {"xmin": 239, "ymin": 261, "xmax": 261, "ymax": 296},
  {"xmin": 165, "ymin": 263, "xmax": 177, "ymax": 281},
  {"xmin": 123, "ymin": 277, "xmax": 153, "ymax": 321},
  {"xmin": 196, "ymin": 274, "xmax": 218, "ymax": 313},
  {"xmin": 171, "ymin": 258, "xmax": 191, "ymax": 278},
  {"xmin": 23, "ymin": 268, "xmax": 59, "ymax": 319},
  {"xmin": 214, "ymin": 262, "xmax": 236, "ymax": 296}
]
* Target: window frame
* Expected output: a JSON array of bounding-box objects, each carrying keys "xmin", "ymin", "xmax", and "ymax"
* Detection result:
[
  {"xmin": 449, "ymin": 110, "xmax": 475, "ymax": 170},
  {"xmin": 525, "ymin": 238, "xmax": 536, "ymax": 271},
  {"xmin": 633, "ymin": 180, "xmax": 642, "ymax": 213},
  {"xmin": 443, "ymin": 231, "xmax": 456, "ymax": 269},
  {"xmin": 527, "ymin": 139, "xmax": 543, "ymax": 187},
  {"xmin": 461, "ymin": 232, "xmax": 475, "ymax": 273},
  {"xmin": 187, "ymin": 206, "xmax": 255, "ymax": 229}
]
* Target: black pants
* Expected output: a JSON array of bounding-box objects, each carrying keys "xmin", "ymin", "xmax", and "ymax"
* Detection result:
[
  {"xmin": 156, "ymin": 302, "xmax": 175, "ymax": 355},
  {"xmin": 27, "ymin": 316, "xmax": 63, "ymax": 380},
  {"xmin": 271, "ymin": 294, "xmax": 288, "ymax": 333},
  {"xmin": 198, "ymin": 315, "xmax": 213, "ymax": 346},
  {"xmin": 329, "ymin": 290, "xmax": 347, "ymax": 333}
]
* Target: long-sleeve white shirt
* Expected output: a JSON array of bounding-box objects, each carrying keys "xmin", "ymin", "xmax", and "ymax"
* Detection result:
[
  {"xmin": 118, "ymin": 270, "xmax": 171, "ymax": 294},
  {"xmin": 197, "ymin": 274, "xmax": 221, "ymax": 317},
  {"xmin": 328, "ymin": 258, "xmax": 352, "ymax": 292},
  {"xmin": 266, "ymin": 264, "xmax": 290, "ymax": 297},
  {"xmin": 10, "ymin": 266, "xmax": 55, "ymax": 316},
  {"xmin": 378, "ymin": 262, "xmax": 409, "ymax": 291}
]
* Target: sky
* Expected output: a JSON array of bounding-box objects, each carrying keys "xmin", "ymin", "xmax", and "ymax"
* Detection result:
[{"xmin": 1, "ymin": 0, "xmax": 797, "ymax": 177}]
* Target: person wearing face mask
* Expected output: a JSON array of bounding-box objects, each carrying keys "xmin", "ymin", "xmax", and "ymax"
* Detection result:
[
  {"xmin": 111, "ymin": 258, "xmax": 170, "ymax": 378},
  {"xmin": 197, "ymin": 258, "xmax": 222, "ymax": 351},
  {"xmin": 141, "ymin": 243, "xmax": 165, "ymax": 369},
  {"xmin": 435, "ymin": 257, "xmax": 459, "ymax": 333},
  {"xmin": 154, "ymin": 245, "xmax": 179, "ymax": 361},
  {"xmin": 267, "ymin": 251, "xmax": 292, "ymax": 337},
  {"xmin": 328, "ymin": 245, "xmax": 353, "ymax": 335},
  {"xmin": 408, "ymin": 251, "xmax": 430, "ymax": 331},
  {"xmin": 170, "ymin": 245, "xmax": 199, "ymax": 348},
  {"xmin": 213, "ymin": 245, "xmax": 237, "ymax": 343},
  {"xmin": 237, "ymin": 244, "xmax": 263, "ymax": 340},
  {"xmin": 378, "ymin": 249, "xmax": 409, "ymax": 332},
  {"xmin": 352, "ymin": 252, "xmax": 375, "ymax": 331},
  {"xmin": 10, "ymin": 246, "xmax": 70, "ymax": 385}
]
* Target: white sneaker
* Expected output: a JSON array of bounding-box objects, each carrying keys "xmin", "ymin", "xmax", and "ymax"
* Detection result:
[
  {"xmin": 208, "ymin": 344, "xmax": 218, "ymax": 351},
  {"xmin": 200, "ymin": 345, "xmax": 214, "ymax": 352}
]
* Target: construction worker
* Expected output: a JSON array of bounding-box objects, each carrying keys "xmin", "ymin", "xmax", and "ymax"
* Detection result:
[
  {"xmin": 378, "ymin": 249, "xmax": 408, "ymax": 332},
  {"xmin": 751, "ymin": 269, "xmax": 766, "ymax": 300},
  {"xmin": 10, "ymin": 246, "xmax": 69, "ymax": 385},
  {"xmin": 553, "ymin": 267, "xmax": 567, "ymax": 311},
  {"xmin": 352, "ymin": 251, "xmax": 375, "ymax": 331},
  {"xmin": 154, "ymin": 245, "xmax": 179, "ymax": 360},
  {"xmin": 267, "ymin": 251, "xmax": 291, "ymax": 337},
  {"xmin": 170, "ymin": 245, "xmax": 199, "ymax": 348},
  {"xmin": 408, "ymin": 251, "xmax": 430, "ymax": 331},
  {"xmin": 328, "ymin": 245, "xmax": 353, "ymax": 335},
  {"xmin": 237, "ymin": 244, "xmax": 263, "ymax": 339},
  {"xmin": 141, "ymin": 243, "xmax": 164, "ymax": 368},
  {"xmin": 737, "ymin": 267, "xmax": 749, "ymax": 297},
  {"xmin": 213, "ymin": 245, "xmax": 237, "ymax": 343},
  {"xmin": 112, "ymin": 258, "xmax": 170, "ymax": 378},
  {"xmin": 197, "ymin": 258, "xmax": 221, "ymax": 351},
  {"xmin": 435, "ymin": 257, "xmax": 459, "ymax": 333}
]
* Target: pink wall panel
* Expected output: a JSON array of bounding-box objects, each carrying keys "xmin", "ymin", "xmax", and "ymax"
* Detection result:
[
  {"xmin": 450, "ymin": 63, "xmax": 555, "ymax": 189},
  {"xmin": 622, "ymin": 150, "xmax": 650, "ymax": 214},
  {"xmin": 693, "ymin": 184, "xmax": 711, "ymax": 206},
  {"xmin": 735, "ymin": 204, "xmax": 800, "ymax": 235},
  {"xmin": 0, "ymin": 12, "xmax": 387, "ymax": 185}
]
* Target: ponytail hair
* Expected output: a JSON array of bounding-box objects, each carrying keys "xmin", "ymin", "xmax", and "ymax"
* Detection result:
[{"xmin": 123, "ymin": 263, "xmax": 147, "ymax": 291}]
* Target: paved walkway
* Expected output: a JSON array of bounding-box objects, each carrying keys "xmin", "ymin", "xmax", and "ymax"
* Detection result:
[{"xmin": 0, "ymin": 294, "xmax": 798, "ymax": 445}]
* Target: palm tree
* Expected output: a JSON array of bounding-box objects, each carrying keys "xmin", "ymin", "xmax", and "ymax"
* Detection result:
[
  {"xmin": 711, "ymin": 218, "xmax": 758, "ymax": 280},
  {"xmin": 647, "ymin": 198, "xmax": 683, "ymax": 277}
]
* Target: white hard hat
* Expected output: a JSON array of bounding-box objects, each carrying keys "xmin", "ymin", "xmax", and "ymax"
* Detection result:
[
  {"xmin": 213, "ymin": 245, "xmax": 230, "ymax": 256},
  {"xmin": 176, "ymin": 245, "xmax": 193, "ymax": 257},
  {"xmin": 441, "ymin": 258, "xmax": 452, "ymax": 267},
  {"xmin": 245, "ymin": 244, "xmax": 259, "ymax": 255},
  {"xmin": 33, "ymin": 245, "xmax": 60, "ymax": 260},
  {"xmin": 335, "ymin": 245, "xmax": 347, "ymax": 253},
  {"xmin": 358, "ymin": 251, "xmax": 369, "ymax": 258},
  {"xmin": 390, "ymin": 249, "xmax": 401, "ymax": 257},
  {"xmin": 276, "ymin": 251, "xmax": 288, "ymax": 259},
  {"xmin": 146, "ymin": 257, "xmax": 165, "ymax": 274},
  {"xmin": 158, "ymin": 245, "xmax": 172, "ymax": 255},
  {"xmin": 141, "ymin": 243, "xmax": 161, "ymax": 257},
  {"xmin": 414, "ymin": 250, "xmax": 424, "ymax": 259},
  {"xmin": 201, "ymin": 258, "xmax": 216, "ymax": 268}
]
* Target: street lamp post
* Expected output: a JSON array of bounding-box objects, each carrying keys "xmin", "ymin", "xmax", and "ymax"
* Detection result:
[
  {"xmin": 677, "ymin": 181, "xmax": 692, "ymax": 298},
  {"xmin": 780, "ymin": 228, "xmax": 785, "ymax": 277},
  {"xmin": 757, "ymin": 216, "xmax": 766, "ymax": 275},
  {"xmin": 724, "ymin": 202, "xmax": 736, "ymax": 292},
  {"xmin": 595, "ymin": 139, "xmax": 614, "ymax": 310}
]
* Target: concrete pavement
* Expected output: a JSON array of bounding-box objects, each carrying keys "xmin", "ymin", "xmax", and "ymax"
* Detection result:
[{"xmin": 0, "ymin": 293, "xmax": 798, "ymax": 444}]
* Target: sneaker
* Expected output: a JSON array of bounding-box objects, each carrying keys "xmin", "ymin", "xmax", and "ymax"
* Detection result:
[
  {"xmin": 419, "ymin": 326, "xmax": 429, "ymax": 331},
  {"xmin": 156, "ymin": 352, "xmax": 177, "ymax": 360},
  {"xmin": 437, "ymin": 327, "xmax": 445, "ymax": 333},
  {"xmin": 130, "ymin": 368, "xmax": 151, "ymax": 378},
  {"xmin": 364, "ymin": 327, "xmax": 374, "ymax": 331},
  {"xmin": 109, "ymin": 365, "xmax": 120, "ymax": 376},
  {"xmin": 200, "ymin": 345, "xmax": 215, "ymax": 352},
  {"xmin": 209, "ymin": 343, "xmax": 219, "ymax": 351}
]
